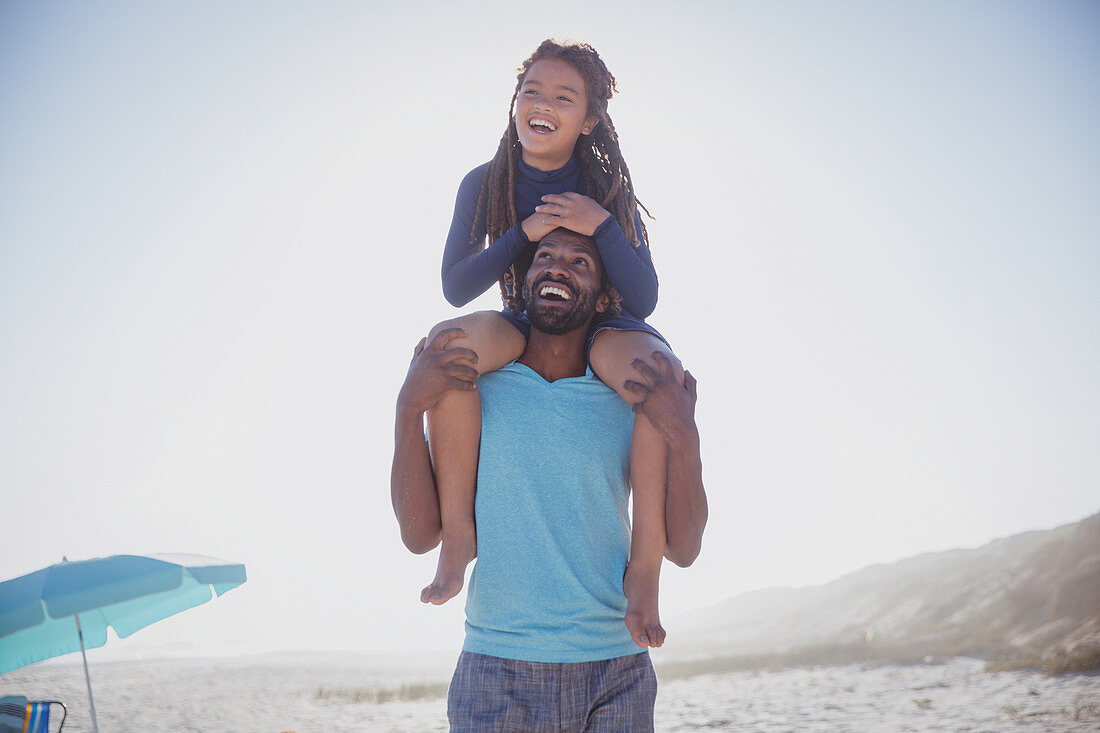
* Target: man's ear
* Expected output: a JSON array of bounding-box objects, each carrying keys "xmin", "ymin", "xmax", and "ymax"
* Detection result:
[{"xmin": 595, "ymin": 289, "xmax": 611, "ymax": 314}]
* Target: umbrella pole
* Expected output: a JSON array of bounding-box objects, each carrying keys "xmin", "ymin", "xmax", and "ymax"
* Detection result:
[{"xmin": 74, "ymin": 613, "xmax": 101, "ymax": 733}]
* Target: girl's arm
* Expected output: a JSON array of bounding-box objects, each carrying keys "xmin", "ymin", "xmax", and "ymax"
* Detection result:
[
  {"xmin": 592, "ymin": 208, "xmax": 658, "ymax": 318},
  {"xmin": 391, "ymin": 330, "xmax": 479, "ymax": 553},
  {"xmin": 443, "ymin": 166, "xmax": 658, "ymax": 315},
  {"xmin": 441, "ymin": 165, "xmax": 530, "ymax": 307}
]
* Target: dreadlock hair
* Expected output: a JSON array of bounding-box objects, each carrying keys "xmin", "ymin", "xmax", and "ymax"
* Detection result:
[{"xmin": 470, "ymin": 39, "xmax": 651, "ymax": 315}]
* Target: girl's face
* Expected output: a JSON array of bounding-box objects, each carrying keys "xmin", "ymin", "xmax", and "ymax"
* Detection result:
[{"xmin": 514, "ymin": 58, "xmax": 599, "ymax": 171}]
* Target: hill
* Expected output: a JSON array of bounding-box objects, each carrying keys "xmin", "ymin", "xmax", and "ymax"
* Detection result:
[{"xmin": 664, "ymin": 512, "xmax": 1100, "ymax": 673}]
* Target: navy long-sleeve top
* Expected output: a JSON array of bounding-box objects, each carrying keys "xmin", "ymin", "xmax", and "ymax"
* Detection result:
[{"xmin": 441, "ymin": 155, "xmax": 658, "ymax": 319}]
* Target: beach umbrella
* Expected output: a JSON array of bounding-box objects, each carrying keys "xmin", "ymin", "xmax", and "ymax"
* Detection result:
[{"xmin": 0, "ymin": 553, "xmax": 246, "ymax": 733}]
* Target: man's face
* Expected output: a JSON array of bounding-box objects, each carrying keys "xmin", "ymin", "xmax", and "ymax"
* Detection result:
[{"xmin": 522, "ymin": 229, "xmax": 609, "ymax": 336}]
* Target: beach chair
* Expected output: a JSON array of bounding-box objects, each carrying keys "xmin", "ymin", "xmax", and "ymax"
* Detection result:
[{"xmin": 0, "ymin": 696, "xmax": 67, "ymax": 733}]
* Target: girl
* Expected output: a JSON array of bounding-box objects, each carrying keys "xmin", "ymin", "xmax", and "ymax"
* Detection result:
[{"xmin": 423, "ymin": 39, "xmax": 684, "ymax": 649}]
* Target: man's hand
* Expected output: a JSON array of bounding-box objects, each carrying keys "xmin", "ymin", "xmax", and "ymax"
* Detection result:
[
  {"xmin": 397, "ymin": 328, "xmax": 480, "ymax": 416},
  {"xmin": 623, "ymin": 352, "xmax": 699, "ymax": 447},
  {"xmin": 534, "ymin": 192, "xmax": 612, "ymax": 237}
]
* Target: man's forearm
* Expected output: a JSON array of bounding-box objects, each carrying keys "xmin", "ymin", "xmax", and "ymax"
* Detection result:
[
  {"xmin": 391, "ymin": 406, "xmax": 443, "ymax": 554},
  {"xmin": 664, "ymin": 427, "xmax": 707, "ymax": 567}
]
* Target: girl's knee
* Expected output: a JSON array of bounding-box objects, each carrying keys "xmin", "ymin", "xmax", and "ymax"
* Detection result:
[
  {"xmin": 428, "ymin": 311, "xmax": 525, "ymax": 375},
  {"xmin": 429, "ymin": 312, "xmax": 492, "ymax": 341},
  {"xmin": 590, "ymin": 330, "xmax": 683, "ymax": 383}
]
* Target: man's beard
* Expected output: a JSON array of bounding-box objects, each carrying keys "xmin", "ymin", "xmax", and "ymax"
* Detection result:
[{"xmin": 523, "ymin": 276, "xmax": 599, "ymax": 336}]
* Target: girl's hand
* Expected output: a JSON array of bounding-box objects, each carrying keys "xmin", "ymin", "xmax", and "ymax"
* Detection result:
[
  {"xmin": 521, "ymin": 212, "xmax": 559, "ymax": 243},
  {"xmin": 534, "ymin": 192, "xmax": 612, "ymax": 237}
]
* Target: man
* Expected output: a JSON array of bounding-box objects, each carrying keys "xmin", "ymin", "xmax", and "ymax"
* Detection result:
[{"xmin": 391, "ymin": 228, "xmax": 707, "ymax": 731}]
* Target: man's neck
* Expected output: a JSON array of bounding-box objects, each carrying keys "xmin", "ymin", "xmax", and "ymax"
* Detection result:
[{"xmin": 517, "ymin": 328, "xmax": 589, "ymax": 382}]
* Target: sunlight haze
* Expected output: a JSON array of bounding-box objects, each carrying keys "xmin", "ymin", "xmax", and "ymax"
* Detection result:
[{"xmin": 2, "ymin": 0, "xmax": 1097, "ymax": 660}]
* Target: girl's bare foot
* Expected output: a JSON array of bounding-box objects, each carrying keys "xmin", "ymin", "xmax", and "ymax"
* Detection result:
[
  {"xmin": 623, "ymin": 561, "xmax": 665, "ymax": 647},
  {"xmin": 420, "ymin": 529, "xmax": 476, "ymax": 605}
]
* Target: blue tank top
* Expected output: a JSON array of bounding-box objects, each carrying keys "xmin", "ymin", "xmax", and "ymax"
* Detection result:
[{"xmin": 462, "ymin": 362, "xmax": 640, "ymax": 663}]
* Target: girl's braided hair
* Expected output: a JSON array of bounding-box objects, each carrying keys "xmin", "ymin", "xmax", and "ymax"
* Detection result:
[{"xmin": 470, "ymin": 39, "xmax": 650, "ymax": 315}]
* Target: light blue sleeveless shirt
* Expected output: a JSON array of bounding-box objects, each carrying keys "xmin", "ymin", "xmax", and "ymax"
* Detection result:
[{"xmin": 462, "ymin": 361, "xmax": 640, "ymax": 663}]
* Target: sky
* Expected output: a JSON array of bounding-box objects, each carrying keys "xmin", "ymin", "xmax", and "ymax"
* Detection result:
[{"xmin": 2, "ymin": 0, "xmax": 1098, "ymax": 662}]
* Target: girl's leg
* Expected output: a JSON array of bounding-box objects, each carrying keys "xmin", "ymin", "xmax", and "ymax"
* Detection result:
[
  {"xmin": 589, "ymin": 330, "xmax": 685, "ymax": 648},
  {"xmin": 422, "ymin": 311, "xmax": 526, "ymax": 605}
]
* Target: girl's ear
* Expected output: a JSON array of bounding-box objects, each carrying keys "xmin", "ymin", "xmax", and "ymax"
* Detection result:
[{"xmin": 581, "ymin": 116, "xmax": 600, "ymax": 136}]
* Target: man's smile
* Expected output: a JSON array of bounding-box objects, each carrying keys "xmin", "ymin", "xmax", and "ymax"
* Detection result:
[{"xmin": 538, "ymin": 283, "xmax": 571, "ymax": 301}]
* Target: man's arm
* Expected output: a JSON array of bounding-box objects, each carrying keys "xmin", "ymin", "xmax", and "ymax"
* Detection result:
[
  {"xmin": 625, "ymin": 354, "xmax": 708, "ymax": 567},
  {"xmin": 391, "ymin": 329, "xmax": 479, "ymax": 553}
]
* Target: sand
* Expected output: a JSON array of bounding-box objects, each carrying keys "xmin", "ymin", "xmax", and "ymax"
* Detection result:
[{"xmin": 3, "ymin": 653, "xmax": 1097, "ymax": 731}]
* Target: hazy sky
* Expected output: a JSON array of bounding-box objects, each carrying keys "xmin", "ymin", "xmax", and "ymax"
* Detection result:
[{"xmin": 2, "ymin": 0, "xmax": 1098, "ymax": 660}]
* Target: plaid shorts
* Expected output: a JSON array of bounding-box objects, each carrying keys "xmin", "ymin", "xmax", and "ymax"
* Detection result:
[{"xmin": 446, "ymin": 651, "xmax": 657, "ymax": 732}]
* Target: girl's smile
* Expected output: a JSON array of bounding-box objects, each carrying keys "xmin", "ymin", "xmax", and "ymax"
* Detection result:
[{"xmin": 514, "ymin": 58, "xmax": 598, "ymax": 171}]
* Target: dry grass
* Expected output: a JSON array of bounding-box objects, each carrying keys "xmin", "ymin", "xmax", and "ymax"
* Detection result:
[
  {"xmin": 314, "ymin": 681, "xmax": 449, "ymax": 704},
  {"xmin": 985, "ymin": 656, "xmax": 1044, "ymax": 673},
  {"xmin": 1044, "ymin": 647, "xmax": 1100, "ymax": 676},
  {"xmin": 986, "ymin": 646, "xmax": 1100, "ymax": 676}
]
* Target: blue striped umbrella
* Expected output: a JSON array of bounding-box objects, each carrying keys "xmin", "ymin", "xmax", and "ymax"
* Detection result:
[{"xmin": 0, "ymin": 553, "xmax": 246, "ymax": 732}]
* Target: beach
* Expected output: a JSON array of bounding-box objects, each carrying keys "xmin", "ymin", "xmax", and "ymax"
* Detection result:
[{"xmin": 4, "ymin": 653, "xmax": 1099, "ymax": 731}]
